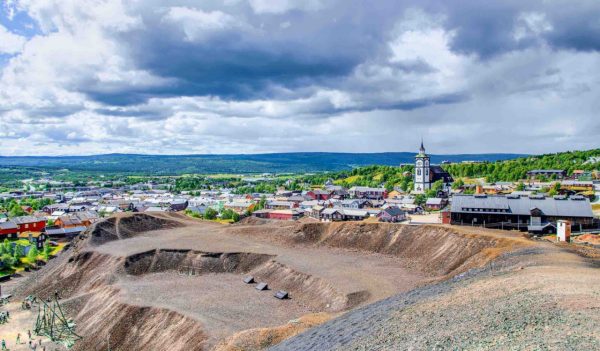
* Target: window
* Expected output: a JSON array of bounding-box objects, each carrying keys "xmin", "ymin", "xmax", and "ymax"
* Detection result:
[{"xmin": 417, "ymin": 169, "xmax": 421, "ymax": 176}]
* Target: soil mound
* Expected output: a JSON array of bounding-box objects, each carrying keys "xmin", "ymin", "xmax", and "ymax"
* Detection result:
[
  {"xmin": 575, "ymin": 233, "xmax": 600, "ymax": 245},
  {"xmin": 89, "ymin": 213, "xmax": 183, "ymax": 246},
  {"xmin": 124, "ymin": 250, "xmax": 275, "ymax": 276},
  {"xmin": 233, "ymin": 222, "xmax": 530, "ymax": 277},
  {"xmin": 10, "ymin": 214, "xmax": 542, "ymax": 351}
]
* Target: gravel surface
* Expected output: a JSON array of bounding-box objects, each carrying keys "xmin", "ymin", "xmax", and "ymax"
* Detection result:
[
  {"xmin": 271, "ymin": 247, "xmax": 600, "ymax": 351},
  {"xmin": 117, "ymin": 272, "xmax": 313, "ymax": 343}
]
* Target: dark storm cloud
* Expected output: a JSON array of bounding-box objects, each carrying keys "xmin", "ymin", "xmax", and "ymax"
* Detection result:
[
  {"xmin": 33, "ymin": 0, "xmax": 596, "ymax": 109},
  {"xmin": 118, "ymin": 1, "xmax": 403, "ymax": 102},
  {"xmin": 2, "ymin": 0, "xmax": 600, "ymax": 155},
  {"xmin": 437, "ymin": 0, "xmax": 600, "ymax": 58}
]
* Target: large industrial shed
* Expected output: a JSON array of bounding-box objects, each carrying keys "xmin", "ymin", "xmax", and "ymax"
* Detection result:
[{"xmin": 449, "ymin": 194, "xmax": 595, "ymax": 233}]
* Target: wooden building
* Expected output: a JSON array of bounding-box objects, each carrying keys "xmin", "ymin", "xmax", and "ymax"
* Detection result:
[{"xmin": 449, "ymin": 194, "xmax": 595, "ymax": 233}]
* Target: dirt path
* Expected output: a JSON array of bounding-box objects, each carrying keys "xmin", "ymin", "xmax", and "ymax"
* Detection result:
[{"xmin": 0, "ymin": 301, "xmax": 61, "ymax": 351}]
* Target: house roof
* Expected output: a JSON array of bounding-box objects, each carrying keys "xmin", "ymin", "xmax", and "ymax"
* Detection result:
[
  {"xmin": 322, "ymin": 208, "xmax": 342, "ymax": 215},
  {"xmin": 341, "ymin": 209, "xmax": 369, "ymax": 217},
  {"xmin": 267, "ymin": 201, "xmax": 295, "ymax": 207},
  {"xmin": 18, "ymin": 231, "xmax": 44, "ymax": 238},
  {"xmin": 0, "ymin": 221, "xmax": 17, "ymax": 230},
  {"xmin": 349, "ymin": 186, "xmax": 385, "ymax": 192},
  {"xmin": 450, "ymin": 195, "xmax": 594, "ymax": 218},
  {"xmin": 145, "ymin": 206, "xmax": 166, "ymax": 212},
  {"xmin": 270, "ymin": 209, "xmax": 302, "ymax": 215},
  {"xmin": 45, "ymin": 226, "xmax": 87, "ymax": 236},
  {"xmin": 57, "ymin": 216, "xmax": 83, "ymax": 226},
  {"xmin": 382, "ymin": 206, "xmax": 404, "ymax": 216},
  {"xmin": 310, "ymin": 189, "xmax": 331, "ymax": 195},
  {"xmin": 12, "ymin": 216, "xmax": 45, "ymax": 224},
  {"xmin": 426, "ymin": 198, "xmax": 444, "ymax": 205},
  {"xmin": 527, "ymin": 169, "xmax": 565, "ymax": 174}
]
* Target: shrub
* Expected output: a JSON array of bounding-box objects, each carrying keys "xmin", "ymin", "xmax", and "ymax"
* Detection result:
[{"xmin": 27, "ymin": 246, "xmax": 39, "ymax": 261}]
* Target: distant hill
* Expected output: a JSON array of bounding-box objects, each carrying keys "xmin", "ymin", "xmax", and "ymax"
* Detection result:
[{"xmin": 0, "ymin": 152, "xmax": 525, "ymax": 175}]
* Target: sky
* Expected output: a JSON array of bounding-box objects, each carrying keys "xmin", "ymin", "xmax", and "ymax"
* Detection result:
[{"xmin": 0, "ymin": 0, "xmax": 599, "ymax": 156}]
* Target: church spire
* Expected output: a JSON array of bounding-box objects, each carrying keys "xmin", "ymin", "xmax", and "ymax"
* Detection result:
[{"xmin": 419, "ymin": 138, "xmax": 425, "ymax": 154}]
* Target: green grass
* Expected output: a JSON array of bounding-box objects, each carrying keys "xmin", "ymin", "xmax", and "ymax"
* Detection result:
[{"xmin": 0, "ymin": 241, "xmax": 66, "ymax": 278}]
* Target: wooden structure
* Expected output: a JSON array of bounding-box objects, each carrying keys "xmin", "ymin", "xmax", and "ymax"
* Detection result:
[{"xmin": 34, "ymin": 294, "xmax": 81, "ymax": 348}]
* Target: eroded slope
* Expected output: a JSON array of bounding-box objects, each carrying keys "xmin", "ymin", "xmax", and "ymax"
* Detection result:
[{"xmin": 11, "ymin": 214, "xmax": 535, "ymax": 350}]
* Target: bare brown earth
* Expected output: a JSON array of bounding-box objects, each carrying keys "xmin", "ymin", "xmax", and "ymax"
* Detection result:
[
  {"xmin": 272, "ymin": 238, "xmax": 600, "ymax": 350},
  {"xmin": 4, "ymin": 213, "xmax": 584, "ymax": 351}
]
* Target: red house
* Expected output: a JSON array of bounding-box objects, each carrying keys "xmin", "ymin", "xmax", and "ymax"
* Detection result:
[
  {"xmin": 307, "ymin": 189, "xmax": 332, "ymax": 200},
  {"xmin": 268, "ymin": 210, "xmax": 303, "ymax": 221},
  {"xmin": 0, "ymin": 221, "xmax": 18, "ymax": 238},
  {"xmin": 12, "ymin": 215, "xmax": 46, "ymax": 233}
]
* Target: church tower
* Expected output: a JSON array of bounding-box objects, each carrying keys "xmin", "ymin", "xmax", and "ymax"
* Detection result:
[{"xmin": 414, "ymin": 140, "xmax": 431, "ymax": 193}]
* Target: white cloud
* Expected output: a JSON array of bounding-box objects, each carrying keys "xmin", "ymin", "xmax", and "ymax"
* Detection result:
[
  {"xmin": 248, "ymin": 0, "xmax": 323, "ymax": 14},
  {"xmin": 513, "ymin": 12, "xmax": 553, "ymax": 42},
  {"xmin": 162, "ymin": 7, "xmax": 244, "ymax": 42},
  {"xmin": 2, "ymin": 0, "xmax": 18, "ymax": 20},
  {"xmin": 0, "ymin": 24, "xmax": 26, "ymax": 54},
  {"xmin": 0, "ymin": 2, "xmax": 599, "ymax": 156}
]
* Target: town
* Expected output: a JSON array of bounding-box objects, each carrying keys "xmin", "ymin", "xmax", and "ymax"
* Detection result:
[
  {"xmin": 2, "ymin": 1, "xmax": 600, "ymax": 349},
  {"xmin": 1, "ymin": 144, "xmax": 598, "ymax": 264},
  {"xmin": 1, "ymin": 146, "xmax": 598, "ymax": 350}
]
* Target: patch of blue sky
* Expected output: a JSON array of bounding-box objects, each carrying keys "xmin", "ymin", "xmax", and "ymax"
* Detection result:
[{"xmin": 1, "ymin": 3, "xmax": 40, "ymax": 38}]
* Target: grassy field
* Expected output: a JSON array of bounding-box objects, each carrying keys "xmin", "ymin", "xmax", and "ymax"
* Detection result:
[{"xmin": 0, "ymin": 240, "xmax": 66, "ymax": 277}]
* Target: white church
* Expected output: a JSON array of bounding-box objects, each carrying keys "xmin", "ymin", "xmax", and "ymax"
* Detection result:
[{"xmin": 413, "ymin": 141, "xmax": 453, "ymax": 193}]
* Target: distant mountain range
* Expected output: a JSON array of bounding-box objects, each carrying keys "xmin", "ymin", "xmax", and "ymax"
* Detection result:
[{"xmin": 0, "ymin": 152, "xmax": 526, "ymax": 175}]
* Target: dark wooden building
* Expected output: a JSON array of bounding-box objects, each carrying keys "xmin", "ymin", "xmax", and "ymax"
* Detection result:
[{"xmin": 449, "ymin": 194, "xmax": 595, "ymax": 233}]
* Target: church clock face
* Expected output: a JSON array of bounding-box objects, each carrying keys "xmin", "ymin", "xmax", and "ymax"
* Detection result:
[{"xmin": 416, "ymin": 160, "xmax": 423, "ymax": 167}]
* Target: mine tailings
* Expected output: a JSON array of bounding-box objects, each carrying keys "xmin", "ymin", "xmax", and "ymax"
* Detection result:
[{"xmin": 11, "ymin": 214, "xmax": 531, "ymax": 351}]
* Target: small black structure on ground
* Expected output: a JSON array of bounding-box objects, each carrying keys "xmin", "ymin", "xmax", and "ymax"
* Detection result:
[
  {"xmin": 256, "ymin": 282, "xmax": 269, "ymax": 291},
  {"xmin": 274, "ymin": 290, "xmax": 289, "ymax": 299},
  {"xmin": 243, "ymin": 276, "xmax": 255, "ymax": 284}
]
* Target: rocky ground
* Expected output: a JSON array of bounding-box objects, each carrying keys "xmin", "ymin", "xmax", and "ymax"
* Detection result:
[
  {"xmin": 271, "ymin": 245, "xmax": 600, "ymax": 350},
  {"xmin": 4, "ymin": 213, "xmax": 596, "ymax": 350}
]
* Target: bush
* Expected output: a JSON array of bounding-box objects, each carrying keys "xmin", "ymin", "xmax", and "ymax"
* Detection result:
[
  {"xmin": 204, "ymin": 208, "xmax": 218, "ymax": 220},
  {"xmin": 13, "ymin": 244, "xmax": 24, "ymax": 260},
  {"xmin": 221, "ymin": 209, "xmax": 240, "ymax": 222},
  {"xmin": 42, "ymin": 244, "xmax": 52, "ymax": 260},
  {"xmin": 1, "ymin": 254, "xmax": 16, "ymax": 267},
  {"xmin": 27, "ymin": 246, "xmax": 39, "ymax": 261}
]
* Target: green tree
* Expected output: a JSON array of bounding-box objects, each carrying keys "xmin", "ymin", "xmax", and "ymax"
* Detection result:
[
  {"xmin": 1, "ymin": 253, "xmax": 16, "ymax": 267},
  {"xmin": 204, "ymin": 208, "xmax": 218, "ymax": 220},
  {"xmin": 254, "ymin": 195, "xmax": 267, "ymax": 211},
  {"xmin": 42, "ymin": 244, "xmax": 52, "ymax": 260},
  {"xmin": 548, "ymin": 182, "xmax": 561, "ymax": 196},
  {"xmin": 2, "ymin": 239, "xmax": 12, "ymax": 256},
  {"xmin": 425, "ymin": 180, "xmax": 444, "ymax": 198},
  {"xmin": 452, "ymin": 178, "xmax": 464, "ymax": 189},
  {"xmin": 13, "ymin": 244, "xmax": 24, "ymax": 260},
  {"xmin": 415, "ymin": 194, "xmax": 427, "ymax": 206},
  {"xmin": 220, "ymin": 209, "xmax": 241, "ymax": 222},
  {"xmin": 27, "ymin": 246, "xmax": 39, "ymax": 262},
  {"xmin": 9, "ymin": 203, "xmax": 26, "ymax": 217}
]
